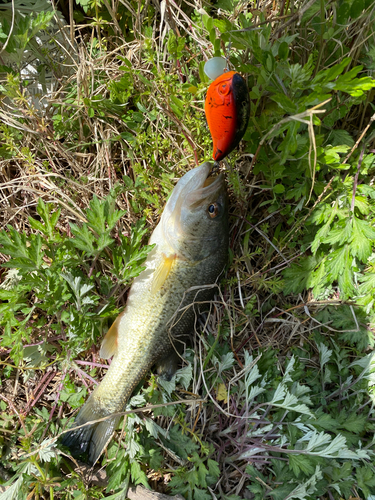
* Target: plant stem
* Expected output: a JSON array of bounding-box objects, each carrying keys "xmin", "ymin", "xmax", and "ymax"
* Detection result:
[
  {"xmin": 350, "ymin": 145, "xmax": 365, "ymax": 214},
  {"xmin": 203, "ymin": 323, "xmax": 221, "ymax": 370}
]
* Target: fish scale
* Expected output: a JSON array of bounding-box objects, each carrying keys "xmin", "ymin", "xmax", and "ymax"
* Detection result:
[{"xmin": 61, "ymin": 162, "xmax": 229, "ymax": 464}]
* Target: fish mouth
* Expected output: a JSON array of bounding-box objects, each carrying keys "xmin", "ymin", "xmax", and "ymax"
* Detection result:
[
  {"xmin": 186, "ymin": 171, "xmax": 225, "ymax": 210},
  {"xmin": 163, "ymin": 162, "xmax": 225, "ymax": 216},
  {"xmin": 161, "ymin": 162, "xmax": 226, "ymax": 250}
]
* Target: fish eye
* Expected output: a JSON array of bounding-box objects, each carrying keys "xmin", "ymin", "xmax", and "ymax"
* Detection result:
[{"xmin": 208, "ymin": 203, "xmax": 220, "ymax": 218}]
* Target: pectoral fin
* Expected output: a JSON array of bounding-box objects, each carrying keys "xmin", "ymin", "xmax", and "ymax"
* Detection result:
[
  {"xmin": 156, "ymin": 348, "xmax": 180, "ymax": 381},
  {"xmin": 151, "ymin": 254, "xmax": 177, "ymax": 294},
  {"xmin": 100, "ymin": 311, "xmax": 124, "ymax": 359}
]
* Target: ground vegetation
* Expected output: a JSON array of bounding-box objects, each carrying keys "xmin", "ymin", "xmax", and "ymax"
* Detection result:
[{"xmin": 1, "ymin": 0, "xmax": 375, "ymax": 498}]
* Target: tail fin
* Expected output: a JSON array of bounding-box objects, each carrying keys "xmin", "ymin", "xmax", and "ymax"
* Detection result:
[
  {"xmin": 61, "ymin": 398, "xmax": 120, "ymax": 464},
  {"xmin": 87, "ymin": 416, "xmax": 120, "ymax": 464}
]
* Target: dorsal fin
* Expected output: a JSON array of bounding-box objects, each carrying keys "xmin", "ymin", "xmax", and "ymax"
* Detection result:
[
  {"xmin": 100, "ymin": 311, "xmax": 124, "ymax": 359},
  {"xmin": 151, "ymin": 254, "xmax": 177, "ymax": 294}
]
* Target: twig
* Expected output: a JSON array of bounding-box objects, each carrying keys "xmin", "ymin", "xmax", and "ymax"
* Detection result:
[
  {"xmin": 0, "ymin": 393, "xmax": 28, "ymax": 435},
  {"xmin": 23, "ymin": 370, "xmax": 56, "ymax": 416},
  {"xmin": 345, "ymin": 111, "xmax": 375, "ymax": 164},
  {"xmin": 75, "ymin": 367, "xmax": 99, "ymax": 386},
  {"xmin": 0, "ymin": 0, "xmax": 15, "ymax": 55},
  {"xmin": 74, "ymin": 359, "xmax": 109, "ymax": 369},
  {"xmin": 272, "ymin": 0, "xmax": 318, "ymax": 37},
  {"xmin": 41, "ymin": 368, "xmax": 69, "ymax": 441}
]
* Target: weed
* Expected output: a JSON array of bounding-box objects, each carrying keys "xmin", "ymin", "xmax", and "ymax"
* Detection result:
[{"xmin": 1, "ymin": 0, "xmax": 375, "ymax": 499}]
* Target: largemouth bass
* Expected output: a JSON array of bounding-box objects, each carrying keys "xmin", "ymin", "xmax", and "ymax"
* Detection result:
[{"xmin": 61, "ymin": 162, "xmax": 229, "ymax": 464}]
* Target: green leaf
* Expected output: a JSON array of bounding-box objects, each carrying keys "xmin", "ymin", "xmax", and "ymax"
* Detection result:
[
  {"xmin": 278, "ymin": 41, "xmax": 289, "ymax": 60},
  {"xmin": 326, "ymin": 244, "xmax": 348, "ymax": 281},
  {"xmin": 354, "ymin": 195, "xmax": 370, "ymax": 215},
  {"xmin": 270, "ymin": 93, "xmax": 297, "ymax": 113},
  {"xmin": 324, "ymin": 145, "xmax": 350, "ymax": 165},
  {"xmin": 213, "ymin": 18, "xmax": 232, "ymax": 33},
  {"xmin": 317, "ymin": 343, "xmax": 332, "ymax": 368},
  {"xmin": 311, "ymin": 205, "xmax": 338, "ymax": 253},
  {"xmin": 199, "ymin": 60, "xmax": 209, "ymax": 83},
  {"xmin": 69, "ymin": 192, "xmax": 125, "ymax": 256},
  {"xmin": 269, "ymin": 384, "xmax": 313, "ymax": 416},
  {"xmin": 340, "ymin": 413, "xmax": 367, "ymax": 434},
  {"xmin": 193, "ymin": 488, "xmax": 211, "ymax": 500},
  {"xmin": 0, "ymin": 227, "xmax": 44, "ymax": 271},
  {"xmin": 207, "ymin": 458, "xmax": 220, "ymax": 479},
  {"xmin": 285, "ymin": 467, "xmax": 322, "ymax": 499},
  {"xmin": 309, "ymin": 411, "xmax": 339, "ymax": 432},
  {"xmin": 85, "ymin": 196, "xmax": 107, "ymax": 233},
  {"xmin": 38, "ymin": 439, "xmax": 57, "ymax": 463},
  {"xmin": 322, "ymin": 221, "xmax": 352, "ymax": 245},
  {"xmin": 358, "ymin": 268, "xmax": 375, "ymax": 295},
  {"xmin": 106, "ymin": 450, "xmax": 129, "ymax": 492},
  {"xmin": 334, "ymin": 70, "xmax": 375, "ymax": 97},
  {"xmin": 289, "ymin": 454, "xmax": 317, "ymax": 477},
  {"xmin": 23, "ymin": 344, "xmax": 51, "ymax": 368},
  {"xmin": 269, "ymin": 484, "xmax": 296, "ymax": 500},
  {"xmin": 337, "ymin": 258, "xmax": 354, "ymax": 297},
  {"xmin": 328, "ymin": 129, "xmax": 355, "ymax": 147},
  {"xmin": 215, "ymin": 0, "xmax": 233, "ymax": 11},
  {"xmin": 130, "ymin": 460, "xmax": 150, "ymax": 488},
  {"xmin": 96, "ymin": 233, "xmax": 114, "ymax": 252},
  {"xmin": 351, "ymin": 217, "xmax": 375, "ymax": 261},
  {"xmin": 60, "ymin": 386, "xmax": 87, "ymax": 408},
  {"xmin": 163, "ymin": 425, "xmax": 199, "ymax": 460},
  {"xmin": 69, "ymin": 223, "xmax": 96, "ymax": 254},
  {"xmin": 283, "ymin": 256, "xmax": 319, "ymax": 294},
  {"xmin": 356, "ymin": 465, "xmax": 375, "ymax": 498},
  {"xmin": 170, "ymin": 94, "xmax": 184, "ymax": 111},
  {"xmin": 0, "ymin": 475, "xmax": 25, "ymax": 500},
  {"xmin": 167, "ymin": 31, "xmax": 185, "ymax": 59},
  {"xmin": 312, "ymin": 57, "xmax": 351, "ymax": 87}
]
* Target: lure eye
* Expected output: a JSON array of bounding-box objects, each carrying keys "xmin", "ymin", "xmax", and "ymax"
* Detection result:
[
  {"xmin": 208, "ymin": 203, "xmax": 219, "ymax": 218},
  {"xmin": 218, "ymin": 82, "xmax": 231, "ymax": 96}
]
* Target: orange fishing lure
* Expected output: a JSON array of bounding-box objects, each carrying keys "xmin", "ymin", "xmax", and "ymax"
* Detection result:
[{"xmin": 205, "ymin": 71, "xmax": 250, "ymax": 162}]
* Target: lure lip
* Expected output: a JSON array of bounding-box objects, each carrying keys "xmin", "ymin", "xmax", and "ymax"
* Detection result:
[{"xmin": 204, "ymin": 56, "xmax": 227, "ymax": 80}]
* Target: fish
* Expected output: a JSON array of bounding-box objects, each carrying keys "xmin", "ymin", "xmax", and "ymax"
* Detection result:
[
  {"xmin": 205, "ymin": 71, "xmax": 250, "ymax": 162},
  {"xmin": 61, "ymin": 162, "xmax": 229, "ymax": 464}
]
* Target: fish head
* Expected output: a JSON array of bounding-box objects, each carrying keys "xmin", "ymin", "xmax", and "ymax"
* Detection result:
[{"xmin": 161, "ymin": 162, "xmax": 228, "ymax": 262}]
